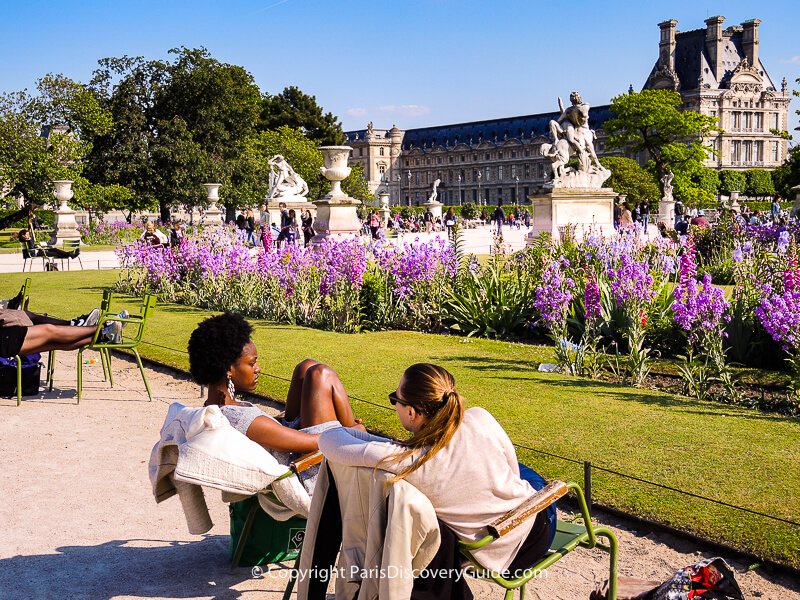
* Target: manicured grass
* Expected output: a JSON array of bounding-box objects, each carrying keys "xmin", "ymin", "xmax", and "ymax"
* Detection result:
[{"xmin": 5, "ymin": 270, "xmax": 800, "ymax": 568}]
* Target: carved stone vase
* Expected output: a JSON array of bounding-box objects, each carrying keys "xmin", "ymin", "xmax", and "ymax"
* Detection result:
[
  {"xmin": 312, "ymin": 146, "xmax": 361, "ymax": 244},
  {"xmin": 50, "ymin": 180, "xmax": 81, "ymax": 245}
]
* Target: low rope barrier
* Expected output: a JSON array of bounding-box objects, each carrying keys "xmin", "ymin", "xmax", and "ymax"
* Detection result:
[{"xmin": 136, "ymin": 338, "xmax": 799, "ymax": 529}]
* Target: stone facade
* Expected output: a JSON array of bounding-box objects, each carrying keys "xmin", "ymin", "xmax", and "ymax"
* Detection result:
[
  {"xmin": 643, "ymin": 16, "xmax": 790, "ymax": 170},
  {"xmin": 346, "ymin": 15, "xmax": 790, "ymax": 205}
]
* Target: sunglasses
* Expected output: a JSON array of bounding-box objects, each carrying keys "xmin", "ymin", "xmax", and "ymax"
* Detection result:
[{"xmin": 388, "ymin": 391, "xmax": 405, "ymax": 406}]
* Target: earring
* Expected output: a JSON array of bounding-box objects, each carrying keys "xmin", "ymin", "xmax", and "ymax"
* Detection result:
[{"xmin": 227, "ymin": 375, "xmax": 236, "ymax": 401}]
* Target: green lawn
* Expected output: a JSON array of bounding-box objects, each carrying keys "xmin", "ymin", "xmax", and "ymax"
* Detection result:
[{"xmin": 4, "ymin": 270, "xmax": 800, "ymax": 568}]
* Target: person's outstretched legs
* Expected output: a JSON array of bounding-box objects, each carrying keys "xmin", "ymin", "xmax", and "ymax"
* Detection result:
[
  {"xmin": 299, "ymin": 363, "xmax": 356, "ymax": 428},
  {"xmin": 19, "ymin": 324, "xmax": 96, "ymax": 354},
  {"xmin": 284, "ymin": 358, "xmax": 320, "ymax": 422}
]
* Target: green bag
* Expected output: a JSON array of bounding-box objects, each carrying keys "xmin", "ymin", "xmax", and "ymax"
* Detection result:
[{"xmin": 229, "ymin": 495, "xmax": 306, "ymax": 566}]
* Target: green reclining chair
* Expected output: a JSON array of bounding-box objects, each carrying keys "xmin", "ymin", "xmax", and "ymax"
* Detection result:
[{"xmin": 458, "ymin": 481, "xmax": 618, "ymax": 600}]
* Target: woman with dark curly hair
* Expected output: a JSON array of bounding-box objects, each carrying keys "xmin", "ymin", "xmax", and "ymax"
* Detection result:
[{"xmin": 187, "ymin": 312, "xmax": 362, "ymax": 492}]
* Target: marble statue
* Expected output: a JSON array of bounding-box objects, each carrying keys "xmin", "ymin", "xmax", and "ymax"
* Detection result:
[
  {"xmin": 544, "ymin": 91, "xmax": 609, "ymax": 189},
  {"xmin": 661, "ymin": 170, "xmax": 674, "ymax": 202},
  {"xmin": 266, "ymin": 155, "xmax": 309, "ymax": 201},
  {"xmin": 428, "ymin": 178, "xmax": 441, "ymax": 203}
]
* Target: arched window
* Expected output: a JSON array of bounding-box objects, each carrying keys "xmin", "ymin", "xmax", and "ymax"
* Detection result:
[
  {"xmin": 379, "ymin": 147, "xmax": 385, "ymax": 156},
  {"xmin": 379, "ymin": 165, "xmax": 386, "ymax": 176}
]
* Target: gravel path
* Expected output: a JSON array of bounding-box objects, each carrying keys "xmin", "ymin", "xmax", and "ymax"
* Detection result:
[{"xmin": 1, "ymin": 351, "xmax": 798, "ymax": 599}]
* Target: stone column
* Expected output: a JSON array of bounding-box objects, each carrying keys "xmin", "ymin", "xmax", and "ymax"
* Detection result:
[
  {"xmin": 203, "ymin": 183, "xmax": 225, "ymax": 226},
  {"xmin": 312, "ymin": 146, "xmax": 362, "ymax": 244},
  {"xmin": 49, "ymin": 180, "xmax": 82, "ymax": 246}
]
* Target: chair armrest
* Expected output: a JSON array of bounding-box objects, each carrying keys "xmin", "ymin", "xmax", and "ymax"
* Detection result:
[
  {"xmin": 290, "ymin": 450, "xmax": 323, "ymax": 474},
  {"xmin": 488, "ymin": 481, "xmax": 568, "ymax": 537}
]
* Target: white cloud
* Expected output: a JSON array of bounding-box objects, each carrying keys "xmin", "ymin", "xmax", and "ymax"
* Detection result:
[
  {"xmin": 345, "ymin": 107, "xmax": 368, "ymax": 118},
  {"xmin": 376, "ymin": 104, "xmax": 431, "ymax": 118},
  {"xmin": 782, "ymin": 56, "xmax": 800, "ymax": 64}
]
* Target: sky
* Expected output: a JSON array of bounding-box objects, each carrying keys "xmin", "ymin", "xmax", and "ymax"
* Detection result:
[{"xmin": 1, "ymin": 0, "xmax": 798, "ymax": 132}]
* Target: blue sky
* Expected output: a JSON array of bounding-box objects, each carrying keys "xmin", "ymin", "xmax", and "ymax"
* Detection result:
[{"xmin": 1, "ymin": 0, "xmax": 798, "ymax": 132}]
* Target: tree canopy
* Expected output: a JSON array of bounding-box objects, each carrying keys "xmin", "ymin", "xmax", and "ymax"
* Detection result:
[
  {"xmin": 598, "ymin": 156, "xmax": 660, "ymax": 203},
  {"xmin": 0, "ymin": 75, "xmax": 111, "ymax": 227},
  {"xmin": 604, "ymin": 89, "xmax": 720, "ymax": 205},
  {"xmin": 259, "ymin": 86, "xmax": 344, "ymax": 146}
]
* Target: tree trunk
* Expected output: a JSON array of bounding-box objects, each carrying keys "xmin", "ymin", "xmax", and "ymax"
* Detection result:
[
  {"xmin": 159, "ymin": 201, "xmax": 171, "ymax": 224},
  {"xmin": 225, "ymin": 202, "xmax": 236, "ymax": 224}
]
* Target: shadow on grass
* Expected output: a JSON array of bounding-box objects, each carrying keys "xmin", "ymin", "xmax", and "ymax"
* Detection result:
[
  {"xmin": 429, "ymin": 355, "xmax": 545, "ymax": 373},
  {"xmin": 0, "ymin": 536, "xmax": 292, "ymax": 599}
]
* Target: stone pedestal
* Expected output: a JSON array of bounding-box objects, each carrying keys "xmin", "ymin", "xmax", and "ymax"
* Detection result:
[
  {"xmin": 658, "ymin": 199, "xmax": 675, "ymax": 228},
  {"xmin": 525, "ymin": 188, "xmax": 615, "ymax": 244},
  {"xmin": 203, "ymin": 183, "xmax": 225, "ymax": 226},
  {"xmin": 423, "ymin": 201, "xmax": 443, "ymax": 222},
  {"xmin": 265, "ymin": 198, "xmax": 315, "ymax": 230},
  {"xmin": 312, "ymin": 146, "xmax": 362, "ymax": 245},
  {"xmin": 49, "ymin": 180, "xmax": 82, "ymax": 246},
  {"xmin": 378, "ymin": 191, "xmax": 391, "ymax": 227}
]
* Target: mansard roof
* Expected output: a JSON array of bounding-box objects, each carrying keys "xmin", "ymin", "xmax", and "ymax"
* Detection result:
[
  {"xmin": 645, "ymin": 25, "xmax": 778, "ymax": 92},
  {"xmin": 346, "ymin": 105, "xmax": 613, "ymax": 151}
]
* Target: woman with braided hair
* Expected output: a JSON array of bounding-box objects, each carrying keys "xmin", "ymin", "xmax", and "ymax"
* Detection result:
[{"xmin": 318, "ymin": 363, "xmax": 555, "ymax": 594}]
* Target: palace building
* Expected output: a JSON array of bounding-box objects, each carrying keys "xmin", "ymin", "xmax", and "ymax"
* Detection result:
[{"xmin": 346, "ymin": 16, "xmax": 790, "ymax": 206}]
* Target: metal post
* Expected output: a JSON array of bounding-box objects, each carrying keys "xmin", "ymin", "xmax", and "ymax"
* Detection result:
[{"xmin": 584, "ymin": 460, "xmax": 593, "ymax": 509}]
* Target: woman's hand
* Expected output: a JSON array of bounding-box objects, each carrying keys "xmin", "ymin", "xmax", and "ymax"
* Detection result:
[{"xmin": 352, "ymin": 418, "xmax": 367, "ymax": 433}]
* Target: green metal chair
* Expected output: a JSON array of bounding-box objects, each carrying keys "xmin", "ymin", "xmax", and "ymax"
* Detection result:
[
  {"xmin": 76, "ymin": 293, "xmax": 156, "ymax": 403},
  {"xmin": 59, "ymin": 239, "xmax": 83, "ymax": 271},
  {"xmin": 458, "ymin": 481, "xmax": 618, "ymax": 600}
]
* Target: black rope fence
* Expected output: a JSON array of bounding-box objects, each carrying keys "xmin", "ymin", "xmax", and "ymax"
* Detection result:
[{"xmin": 137, "ymin": 338, "xmax": 800, "ymax": 530}]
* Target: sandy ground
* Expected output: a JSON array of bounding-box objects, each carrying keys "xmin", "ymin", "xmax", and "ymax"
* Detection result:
[{"xmin": 1, "ymin": 351, "xmax": 798, "ymax": 600}]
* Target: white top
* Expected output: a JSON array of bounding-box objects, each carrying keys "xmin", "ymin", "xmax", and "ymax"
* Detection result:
[{"xmin": 318, "ymin": 407, "xmax": 535, "ymax": 572}]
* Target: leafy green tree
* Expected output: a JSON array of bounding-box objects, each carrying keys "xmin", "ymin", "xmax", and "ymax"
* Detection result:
[
  {"xmin": 744, "ymin": 169, "xmax": 775, "ymax": 198},
  {"xmin": 772, "ymin": 146, "xmax": 800, "ymax": 199},
  {"xmin": 604, "ymin": 90, "xmax": 720, "ymax": 204},
  {"xmin": 599, "ymin": 156, "xmax": 660, "ymax": 202},
  {"xmin": 342, "ymin": 162, "xmax": 374, "ymax": 204},
  {"xmin": 259, "ymin": 86, "xmax": 344, "ymax": 145},
  {"xmin": 0, "ymin": 75, "xmax": 111, "ymax": 228},
  {"xmin": 87, "ymin": 48, "xmax": 261, "ymax": 222},
  {"xmin": 690, "ymin": 166, "xmax": 720, "ymax": 200},
  {"xmin": 718, "ymin": 170, "xmax": 747, "ymax": 196}
]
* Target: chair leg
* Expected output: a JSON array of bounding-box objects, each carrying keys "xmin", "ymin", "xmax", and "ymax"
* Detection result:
[
  {"xmin": 77, "ymin": 350, "xmax": 83, "ymax": 404},
  {"xmin": 77, "ymin": 256, "xmax": 83, "ymax": 270},
  {"xmin": 504, "ymin": 589, "xmax": 515, "ymax": 600},
  {"xmin": 231, "ymin": 501, "xmax": 261, "ymax": 569},
  {"xmin": 100, "ymin": 348, "xmax": 110, "ymax": 382},
  {"xmin": 106, "ymin": 350, "xmax": 115, "ymax": 388},
  {"xmin": 595, "ymin": 527, "xmax": 619, "ymax": 600},
  {"xmin": 282, "ymin": 550, "xmax": 303, "ymax": 600},
  {"xmin": 16, "ymin": 356, "xmax": 22, "ymax": 406},
  {"xmin": 47, "ymin": 351, "xmax": 56, "ymax": 391},
  {"xmin": 132, "ymin": 349, "xmax": 152, "ymax": 401}
]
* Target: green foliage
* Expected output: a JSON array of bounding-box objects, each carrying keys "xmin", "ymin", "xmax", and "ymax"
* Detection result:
[
  {"xmin": 245, "ymin": 126, "xmax": 325, "ymax": 199},
  {"xmin": 691, "ymin": 166, "xmax": 720, "ymax": 198},
  {"xmin": 718, "ymin": 170, "xmax": 747, "ymax": 196},
  {"xmin": 0, "ymin": 76, "xmax": 111, "ymax": 208},
  {"xmin": 342, "ymin": 162, "xmax": 374, "ymax": 204},
  {"xmin": 443, "ymin": 259, "xmax": 534, "ymax": 339},
  {"xmin": 744, "ymin": 169, "xmax": 775, "ymax": 198},
  {"xmin": 599, "ymin": 156, "xmax": 660, "ymax": 202},
  {"xmin": 259, "ymin": 86, "xmax": 344, "ymax": 146},
  {"xmin": 459, "ymin": 202, "xmax": 478, "ymax": 220},
  {"xmin": 604, "ymin": 90, "xmax": 719, "ymax": 204},
  {"xmin": 771, "ymin": 145, "xmax": 800, "ymax": 199}
]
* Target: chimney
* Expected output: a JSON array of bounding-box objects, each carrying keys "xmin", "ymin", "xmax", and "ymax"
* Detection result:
[
  {"xmin": 705, "ymin": 15, "xmax": 725, "ymax": 80},
  {"xmin": 658, "ymin": 19, "xmax": 678, "ymax": 70},
  {"xmin": 742, "ymin": 19, "xmax": 761, "ymax": 68}
]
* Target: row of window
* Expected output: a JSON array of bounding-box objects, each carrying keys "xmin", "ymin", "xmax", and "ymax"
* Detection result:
[
  {"xmin": 397, "ymin": 163, "xmax": 548, "ymax": 186},
  {"xmin": 729, "ymin": 140, "xmax": 780, "ymax": 163},
  {"xmin": 401, "ymin": 186, "xmax": 533, "ymax": 205},
  {"xmin": 404, "ymin": 148, "xmax": 535, "ymax": 167}
]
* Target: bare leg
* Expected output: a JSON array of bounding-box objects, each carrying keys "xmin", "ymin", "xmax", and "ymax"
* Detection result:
[
  {"xmin": 25, "ymin": 311, "xmax": 70, "ymax": 326},
  {"xmin": 284, "ymin": 358, "xmax": 320, "ymax": 421},
  {"xmin": 19, "ymin": 324, "xmax": 95, "ymax": 354},
  {"xmin": 298, "ymin": 363, "xmax": 356, "ymax": 429}
]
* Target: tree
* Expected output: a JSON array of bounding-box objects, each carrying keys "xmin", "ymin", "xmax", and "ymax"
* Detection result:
[
  {"xmin": 598, "ymin": 156, "xmax": 660, "ymax": 203},
  {"xmin": 719, "ymin": 170, "xmax": 747, "ymax": 196},
  {"xmin": 0, "ymin": 75, "xmax": 111, "ymax": 229},
  {"xmin": 87, "ymin": 48, "xmax": 262, "ymax": 222},
  {"xmin": 604, "ymin": 90, "xmax": 720, "ymax": 205},
  {"xmin": 342, "ymin": 162, "xmax": 374, "ymax": 204},
  {"xmin": 259, "ymin": 86, "xmax": 344, "ymax": 146},
  {"xmin": 772, "ymin": 146, "xmax": 800, "ymax": 199},
  {"xmin": 744, "ymin": 169, "xmax": 775, "ymax": 198}
]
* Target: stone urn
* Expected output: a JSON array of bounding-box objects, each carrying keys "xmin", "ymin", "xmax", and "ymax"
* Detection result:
[
  {"xmin": 312, "ymin": 146, "xmax": 361, "ymax": 244},
  {"xmin": 49, "ymin": 180, "xmax": 82, "ymax": 246},
  {"xmin": 203, "ymin": 183, "xmax": 224, "ymax": 225},
  {"xmin": 318, "ymin": 146, "xmax": 353, "ymax": 203}
]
